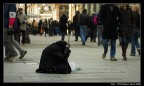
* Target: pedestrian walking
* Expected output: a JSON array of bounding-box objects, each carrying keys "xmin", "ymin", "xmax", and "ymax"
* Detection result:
[
  {"xmin": 89, "ymin": 12, "xmax": 98, "ymax": 42},
  {"xmin": 118, "ymin": 4, "xmax": 134, "ymax": 61},
  {"xmin": 38, "ymin": 20, "xmax": 43, "ymax": 35},
  {"xmin": 41, "ymin": 19, "xmax": 49, "ymax": 37},
  {"xmin": 73, "ymin": 10, "xmax": 80, "ymax": 41},
  {"xmin": 4, "ymin": 4, "xmax": 27, "ymax": 61},
  {"xmin": 130, "ymin": 5, "xmax": 140, "ymax": 56},
  {"xmin": 79, "ymin": 9, "xmax": 89, "ymax": 45},
  {"xmin": 97, "ymin": 13, "xmax": 104, "ymax": 46},
  {"xmin": 59, "ymin": 13, "xmax": 68, "ymax": 41},
  {"xmin": 99, "ymin": 4, "xmax": 120, "ymax": 61},
  {"xmin": 13, "ymin": 13, "xmax": 21, "ymax": 44},
  {"xmin": 32, "ymin": 19, "xmax": 38, "ymax": 36}
]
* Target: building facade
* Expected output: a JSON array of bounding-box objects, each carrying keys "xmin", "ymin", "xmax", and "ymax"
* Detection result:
[{"xmin": 16, "ymin": 3, "xmax": 140, "ymax": 22}]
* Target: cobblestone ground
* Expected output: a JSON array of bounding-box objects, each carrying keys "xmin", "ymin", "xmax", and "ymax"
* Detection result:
[{"xmin": 3, "ymin": 34, "xmax": 141, "ymax": 83}]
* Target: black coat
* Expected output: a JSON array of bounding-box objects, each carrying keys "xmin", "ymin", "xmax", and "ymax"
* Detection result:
[
  {"xmin": 59, "ymin": 15, "xmax": 68, "ymax": 33},
  {"xmin": 100, "ymin": 4, "xmax": 120, "ymax": 39},
  {"xmin": 118, "ymin": 7, "xmax": 133, "ymax": 37},
  {"xmin": 36, "ymin": 41, "xmax": 71, "ymax": 74},
  {"xmin": 133, "ymin": 12, "xmax": 140, "ymax": 30},
  {"xmin": 13, "ymin": 17, "xmax": 21, "ymax": 34}
]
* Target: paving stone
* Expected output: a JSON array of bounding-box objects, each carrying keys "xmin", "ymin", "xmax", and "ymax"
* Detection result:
[{"xmin": 3, "ymin": 34, "xmax": 141, "ymax": 83}]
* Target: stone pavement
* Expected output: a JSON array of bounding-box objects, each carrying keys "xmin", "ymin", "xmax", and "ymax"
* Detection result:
[{"xmin": 3, "ymin": 34, "xmax": 141, "ymax": 83}]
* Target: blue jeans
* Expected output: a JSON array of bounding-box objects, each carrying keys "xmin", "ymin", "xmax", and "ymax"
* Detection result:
[
  {"xmin": 121, "ymin": 36, "xmax": 130, "ymax": 45},
  {"xmin": 60, "ymin": 32, "xmax": 66, "ymax": 41},
  {"xmin": 80, "ymin": 25, "xmax": 87, "ymax": 44},
  {"xmin": 97, "ymin": 28, "xmax": 102, "ymax": 45},
  {"xmin": 102, "ymin": 38, "xmax": 116, "ymax": 58},
  {"xmin": 131, "ymin": 29, "xmax": 140, "ymax": 54}
]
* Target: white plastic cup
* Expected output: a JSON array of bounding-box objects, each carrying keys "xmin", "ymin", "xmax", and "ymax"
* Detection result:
[{"xmin": 69, "ymin": 62, "xmax": 76, "ymax": 71}]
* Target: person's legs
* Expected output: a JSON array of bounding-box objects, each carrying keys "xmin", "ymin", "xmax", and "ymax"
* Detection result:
[
  {"xmin": 84, "ymin": 25, "xmax": 87, "ymax": 43},
  {"xmin": 61, "ymin": 32, "xmax": 65, "ymax": 41},
  {"xmin": 3, "ymin": 29, "xmax": 18, "ymax": 61},
  {"xmin": 11, "ymin": 35, "xmax": 27, "ymax": 59},
  {"xmin": 93, "ymin": 27, "xmax": 97, "ymax": 42},
  {"xmin": 34, "ymin": 30, "xmax": 36, "ymax": 36},
  {"xmin": 80, "ymin": 25, "xmax": 85, "ymax": 45},
  {"xmin": 21, "ymin": 30, "xmax": 26, "ymax": 45},
  {"xmin": 90, "ymin": 29, "xmax": 93, "ymax": 42},
  {"xmin": 75, "ymin": 25, "xmax": 79, "ymax": 41},
  {"xmin": 135, "ymin": 29, "xmax": 140, "ymax": 55},
  {"xmin": 119, "ymin": 36, "xmax": 122, "ymax": 46},
  {"xmin": 102, "ymin": 38, "xmax": 108, "ymax": 59},
  {"xmin": 14, "ymin": 33, "xmax": 20, "ymax": 44},
  {"xmin": 130, "ymin": 30, "xmax": 136, "ymax": 56},
  {"xmin": 97, "ymin": 28, "xmax": 101, "ymax": 46},
  {"xmin": 121, "ymin": 36, "xmax": 129, "ymax": 61},
  {"xmin": 44, "ymin": 27, "xmax": 47, "ymax": 36},
  {"xmin": 110, "ymin": 39, "xmax": 117, "ymax": 61}
]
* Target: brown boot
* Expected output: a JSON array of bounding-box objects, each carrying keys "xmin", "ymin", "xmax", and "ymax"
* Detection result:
[
  {"xmin": 122, "ymin": 44, "xmax": 128, "ymax": 61},
  {"xmin": 137, "ymin": 49, "xmax": 140, "ymax": 55},
  {"xmin": 123, "ymin": 56, "xmax": 127, "ymax": 61},
  {"xmin": 102, "ymin": 53, "xmax": 106, "ymax": 59}
]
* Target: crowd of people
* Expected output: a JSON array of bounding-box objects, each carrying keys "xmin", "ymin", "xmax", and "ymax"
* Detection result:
[{"xmin": 4, "ymin": 3, "xmax": 140, "ymax": 65}]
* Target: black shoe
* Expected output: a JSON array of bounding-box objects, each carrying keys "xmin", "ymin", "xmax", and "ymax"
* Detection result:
[
  {"xmin": 19, "ymin": 50, "xmax": 27, "ymax": 59},
  {"xmin": 130, "ymin": 53, "xmax": 135, "ymax": 56},
  {"xmin": 137, "ymin": 49, "xmax": 140, "ymax": 55},
  {"xmin": 123, "ymin": 57, "xmax": 127, "ymax": 61},
  {"xmin": 75, "ymin": 40, "xmax": 78, "ymax": 41},
  {"xmin": 82, "ymin": 43, "xmax": 85, "ymax": 45},
  {"xmin": 102, "ymin": 53, "xmax": 106, "ymax": 59},
  {"xmin": 110, "ymin": 57, "xmax": 117, "ymax": 61}
]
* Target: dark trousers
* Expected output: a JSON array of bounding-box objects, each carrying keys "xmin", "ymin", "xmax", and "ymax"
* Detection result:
[
  {"xmin": 121, "ymin": 36, "xmax": 130, "ymax": 57},
  {"xmin": 90, "ymin": 28, "xmax": 97, "ymax": 42},
  {"xmin": 61, "ymin": 32, "xmax": 66, "ymax": 41},
  {"xmin": 33, "ymin": 30, "xmax": 37, "ymax": 36},
  {"xmin": 74, "ymin": 24, "xmax": 80, "ymax": 41},
  {"xmin": 20, "ymin": 30, "xmax": 26, "ymax": 44},
  {"xmin": 14, "ymin": 33, "xmax": 20, "ymax": 44},
  {"xmin": 44, "ymin": 27, "xmax": 48, "ymax": 36}
]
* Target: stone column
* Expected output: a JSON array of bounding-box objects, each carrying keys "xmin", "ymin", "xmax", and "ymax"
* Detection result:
[
  {"xmin": 88, "ymin": 4, "xmax": 90, "ymax": 15},
  {"xmin": 96, "ymin": 4, "xmax": 100, "ymax": 14},
  {"xmin": 82, "ymin": 4, "xmax": 85, "ymax": 10},
  {"xmin": 90, "ymin": 4, "xmax": 94, "ymax": 15},
  {"xmin": 93, "ymin": 4, "xmax": 96, "ymax": 13}
]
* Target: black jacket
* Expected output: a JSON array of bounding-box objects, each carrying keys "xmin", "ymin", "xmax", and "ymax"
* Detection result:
[
  {"xmin": 36, "ymin": 41, "xmax": 71, "ymax": 74},
  {"xmin": 118, "ymin": 7, "xmax": 134, "ymax": 37},
  {"xmin": 13, "ymin": 17, "xmax": 21, "ymax": 34},
  {"xmin": 100, "ymin": 4, "xmax": 120, "ymax": 39},
  {"xmin": 59, "ymin": 14, "xmax": 68, "ymax": 33},
  {"xmin": 133, "ymin": 12, "xmax": 140, "ymax": 30}
]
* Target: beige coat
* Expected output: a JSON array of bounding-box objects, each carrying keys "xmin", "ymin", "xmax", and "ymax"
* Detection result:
[{"xmin": 17, "ymin": 13, "xmax": 27, "ymax": 30}]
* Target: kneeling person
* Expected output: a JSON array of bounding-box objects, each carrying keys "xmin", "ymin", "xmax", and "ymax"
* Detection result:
[{"xmin": 36, "ymin": 41, "xmax": 71, "ymax": 74}]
